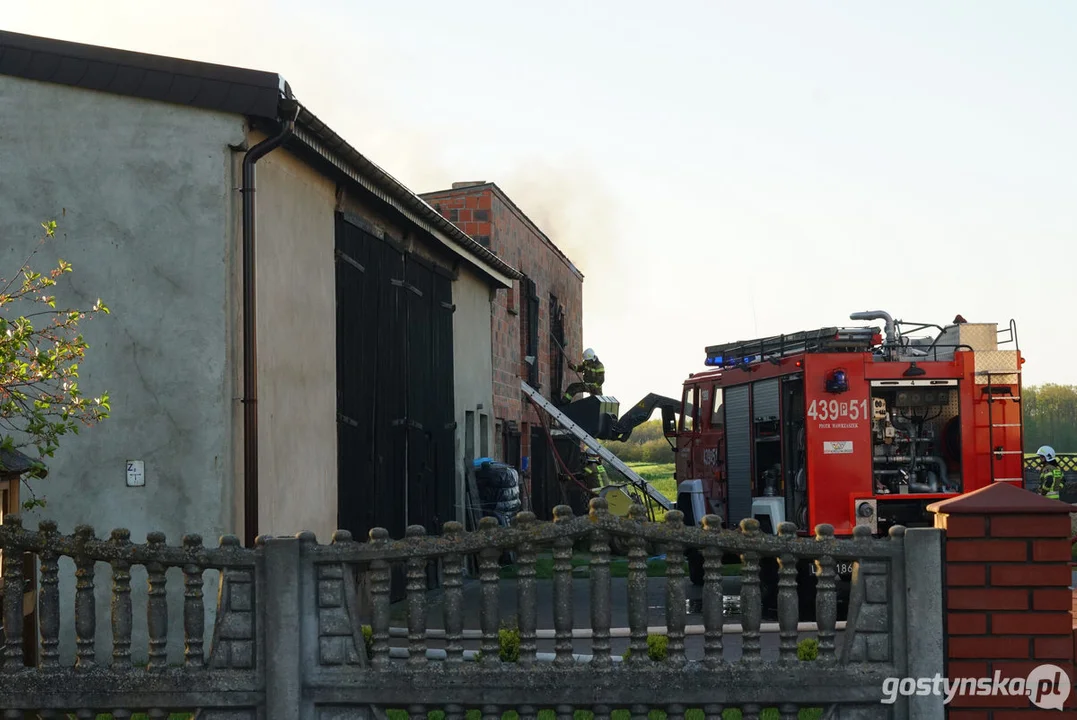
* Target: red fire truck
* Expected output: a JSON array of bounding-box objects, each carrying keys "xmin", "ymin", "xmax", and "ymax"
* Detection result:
[{"xmin": 670, "ymin": 310, "xmax": 1024, "ymax": 617}]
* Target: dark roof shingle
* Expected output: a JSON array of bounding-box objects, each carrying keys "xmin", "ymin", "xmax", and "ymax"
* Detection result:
[{"xmin": 0, "ymin": 30, "xmax": 282, "ymax": 118}]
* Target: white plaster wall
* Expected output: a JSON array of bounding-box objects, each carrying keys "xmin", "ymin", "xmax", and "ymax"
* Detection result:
[
  {"xmin": 240, "ymin": 136, "xmax": 338, "ymax": 542},
  {"xmin": 453, "ymin": 265, "xmax": 496, "ymax": 522},
  {"xmin": 0, "ymin": 75, "xmax": 246, "ymax": 664}
]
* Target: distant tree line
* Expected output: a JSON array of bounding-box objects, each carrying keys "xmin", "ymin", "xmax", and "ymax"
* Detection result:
[
  {"xmin": 1023, "ymin": 384, "xmax": 1077, "ymax": 453},
  {"xmin": 599, "ymin": 420, "xmax": 675, "ymax": 463},
  {"xmin": 598, "ymin": 383, "xmax": 1076, "ymax": 463}
]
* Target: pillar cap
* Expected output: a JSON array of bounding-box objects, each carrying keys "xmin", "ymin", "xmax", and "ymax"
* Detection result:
[{"xmin": 927, "ymin": 481, "xmax": 1074, "ymax": 515}]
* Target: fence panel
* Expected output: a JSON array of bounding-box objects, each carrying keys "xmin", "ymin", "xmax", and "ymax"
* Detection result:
[{"xmin": 0, "ymin": 498, "xmax": 943, "ymax": 720}]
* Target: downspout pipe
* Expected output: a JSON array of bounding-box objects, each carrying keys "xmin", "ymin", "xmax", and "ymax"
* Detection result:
[{"xmin": 241, "ymin": 95, "xmax": 301, "ymax": 547}]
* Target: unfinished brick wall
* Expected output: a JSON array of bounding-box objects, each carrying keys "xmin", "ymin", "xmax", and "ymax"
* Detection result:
[
  {"xmin": 421, "ymin": 183, "xmax": 584, "ymax": 470},
  {"xmin": 930, "ymin": 482, "xmax": 1076, "ymax": 717}
]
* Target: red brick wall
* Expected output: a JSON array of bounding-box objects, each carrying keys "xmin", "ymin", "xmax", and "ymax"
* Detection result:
[
  {"xmin": 421, "ymin": 184, "xmax": 584, "ymax": 466},
  {"xmin": 932, "ymin": 484, "xmax": 1076, "ymax": 717}
]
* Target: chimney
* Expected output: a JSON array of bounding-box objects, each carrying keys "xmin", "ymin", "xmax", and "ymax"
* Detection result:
[{"xmin": 452, "ymin": 181, "xmax": 486, "ymax": 189}]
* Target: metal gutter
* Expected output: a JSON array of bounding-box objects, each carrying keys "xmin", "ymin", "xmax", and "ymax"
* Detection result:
[
  {"xmin": 239, "ymin": 95, "xmax": 300, "ymax": 548},
  {"xmin": 291, "ymin": 109, "xmax": 521, "ymax": 288}
]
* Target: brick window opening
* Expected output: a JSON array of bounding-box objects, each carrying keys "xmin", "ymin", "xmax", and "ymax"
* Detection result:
[
  {"xmin": 549, "ymin": 294, "xmax": 565, "ymax": 400},
  {"xmin": 520, "ymin": 276, "xmax": 539, "ymax": 388}
]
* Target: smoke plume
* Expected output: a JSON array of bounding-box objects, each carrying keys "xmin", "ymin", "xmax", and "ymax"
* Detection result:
[{"xmin": 497, "ymin": 159, "xmax": 624, "ymax": 282}]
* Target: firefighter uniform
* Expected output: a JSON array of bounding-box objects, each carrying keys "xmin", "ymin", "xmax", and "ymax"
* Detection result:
[
  {"xmin": 1036, "ymin": 445, "xmax": 1065, "ymax": 500},
  {"xmin": 581, "ymin": 456, "xmax": 607, "ymax": 489},
  {"xmin": 563, "ymin": 348, "xmax": 605, "ymax": 404},
  {"xmin": 1040, "ymin": 464, "xmax": 1064, "ymax": 500}
]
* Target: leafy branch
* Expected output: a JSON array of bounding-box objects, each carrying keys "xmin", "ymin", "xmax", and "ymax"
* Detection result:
[{"xmin": 1, "ymin": 220, "xmax": 111, "ymax": 509}]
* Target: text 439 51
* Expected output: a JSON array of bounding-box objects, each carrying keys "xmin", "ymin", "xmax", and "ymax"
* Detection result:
[{"xmin": 808, "ymin": 399, "xmax": 869, "ymax": 422}]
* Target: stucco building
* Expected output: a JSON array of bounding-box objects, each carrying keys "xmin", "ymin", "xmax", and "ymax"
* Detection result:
[
  {"xmin": 420, "ymin": 182, "xmax": 584, "ymax": 517},
  {"xmin": 0, "ymin": 30, "xmax": 519, "ymax": 660}
]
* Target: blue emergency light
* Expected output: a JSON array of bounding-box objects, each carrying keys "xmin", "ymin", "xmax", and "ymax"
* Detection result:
[
  {"xmin": 826, "ymin": 369, "xmax": 849, "ymax": 393},
  {"xmin": 705, "ymin": 354, "xmax": 758, "ymax": 368}
]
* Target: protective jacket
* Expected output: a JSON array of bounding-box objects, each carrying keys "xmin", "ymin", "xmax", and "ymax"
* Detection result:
[
  {"xmin": 1039, "ymin": 464, "xmax": 1064, "ymax": 500},
  {"xmin": 582, "ymin": 462, "xmax": 607, "ymax": 489},
  {"xmin": 569, "ymin": 358, "xmax": 605, "ymax": 387}
]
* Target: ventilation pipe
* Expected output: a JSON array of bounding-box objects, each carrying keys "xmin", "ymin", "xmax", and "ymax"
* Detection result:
[
  {"xmin": 850, "ymin": 310, "xmax": 896, "ymax": 346},
  {"xmin": 241, "ymin": 92, "xmax": 301, "ymax": 547}
]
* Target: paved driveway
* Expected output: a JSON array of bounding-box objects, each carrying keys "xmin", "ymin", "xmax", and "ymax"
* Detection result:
[{"xmin": 388, "ymin": 576, "xmax": 844, "ymax": 661}]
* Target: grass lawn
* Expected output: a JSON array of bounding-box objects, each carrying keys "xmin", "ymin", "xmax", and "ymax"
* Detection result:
[
  {"xmin": 499, "ymin": 551, "xmax": 741, "ymax": 580},
  {"xmin": 499, "ymin": 463, "xmax": 741, "ymax": 579},
  {"xmin": 617, "ymin": 462, "xmax": 677, "ymax": 521},
  {"xmin": 88, "ymin": 708, "xmax": 823, "ymax": 720},
  {"xmin": 385, "ymin": 708, "xmax": 823, "ymax": 720},
  {"xmin": 80, "ymin": 716, "xmax": 192, "ymax": 720}
]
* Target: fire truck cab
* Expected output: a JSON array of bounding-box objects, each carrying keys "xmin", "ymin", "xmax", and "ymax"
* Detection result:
[{"xmin": 671, "ymin": 310, "xmax": 1023, "ymax": 617}]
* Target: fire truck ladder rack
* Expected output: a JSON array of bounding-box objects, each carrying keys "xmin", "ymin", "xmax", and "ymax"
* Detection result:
[
  {"xmin": 521, "ymin": 379, "xmax": 674, "ymax": 511},
  {"xmin": 981, "ymin": 368, "xmax": 1024, "ymax": 484},
  {"xmin": 704, "ymin": 326, "xmax": 881, "ymax": 367}
]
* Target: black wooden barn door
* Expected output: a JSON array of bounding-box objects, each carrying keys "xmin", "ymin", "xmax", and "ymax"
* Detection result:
[
  {"xmin": 335, "ymin": 214, "xmax": 457, "ymax": 598},
  {"xmin": 404, "ymin": 256, "xmax": 433, "ymax": 533},
  {"xmin": 379, "ymin": 240, "xmax": 409, "ymax": 599},
  {"xmin": 335, "ymin": 216, "xmax": 377, "ymax": 543}
]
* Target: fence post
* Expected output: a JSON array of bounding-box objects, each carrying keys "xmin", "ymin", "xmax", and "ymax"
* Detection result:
[
  {"xmin": 905, "ymin": 527, "xmax": 945, "ymax": 720},
  {"xmin": 928, "ymin": 482, "xmax": 1076, "ymax": 717},
  {"xmin": 262, "ymin": 535, "xmax": 303, "ymax": 720}
]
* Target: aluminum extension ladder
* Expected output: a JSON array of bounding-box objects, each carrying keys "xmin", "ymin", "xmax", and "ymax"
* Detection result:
[{"xmin": 521, "ymin": 379, "xmax": 673, "ymax": 511}]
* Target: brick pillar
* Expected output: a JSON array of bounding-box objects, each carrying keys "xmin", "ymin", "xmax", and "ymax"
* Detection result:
[{"xmin": 929, "ymin": 482, "xmax": 1076, "ymax": 718}]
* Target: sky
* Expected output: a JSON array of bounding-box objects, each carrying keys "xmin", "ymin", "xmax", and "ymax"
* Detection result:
[{"xmin": 4, "ymin": 1, "xmax": 1075, "ymax": 408}]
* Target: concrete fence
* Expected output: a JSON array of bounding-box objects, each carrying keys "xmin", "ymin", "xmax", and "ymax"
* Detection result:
[{"xmin": 0, "ymin": 499, "xmax": 943, "ymax": 719}]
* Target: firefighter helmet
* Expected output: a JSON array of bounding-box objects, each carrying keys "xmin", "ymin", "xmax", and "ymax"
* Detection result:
[
  {"xmin": 1037, "ymin": 445, "xmax": 1057, "ymax": 463},
  {"xmin": 583, "ymin": 348, "xmax": 596, "ymax": 361}
]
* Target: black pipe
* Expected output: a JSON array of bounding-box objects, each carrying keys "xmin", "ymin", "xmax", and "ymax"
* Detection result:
[{"xmin": 241, "ymin": 97, "xmax": 300, "ymax": 547}]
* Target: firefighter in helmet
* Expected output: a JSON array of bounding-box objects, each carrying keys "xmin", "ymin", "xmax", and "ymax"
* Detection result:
[
  {"xmin": 563, "ymin": 348, "xmax": 605, "ymax": 404},
  {"xmin": 580, "ymin": 449, "xmax": 607, "ymax": 489},
  {"xmin": 1035, "ymin": 445, "xmax": 1064, "ymax": 500}
]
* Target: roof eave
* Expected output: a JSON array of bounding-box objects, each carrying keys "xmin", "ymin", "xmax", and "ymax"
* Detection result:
[
  {"xmin": 0, "ymin": 29, "xmax": 284, "ymax": 119},
  {"xmin": 291, "ymin": 109, "xmax": 521, "ymax": 288}
]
